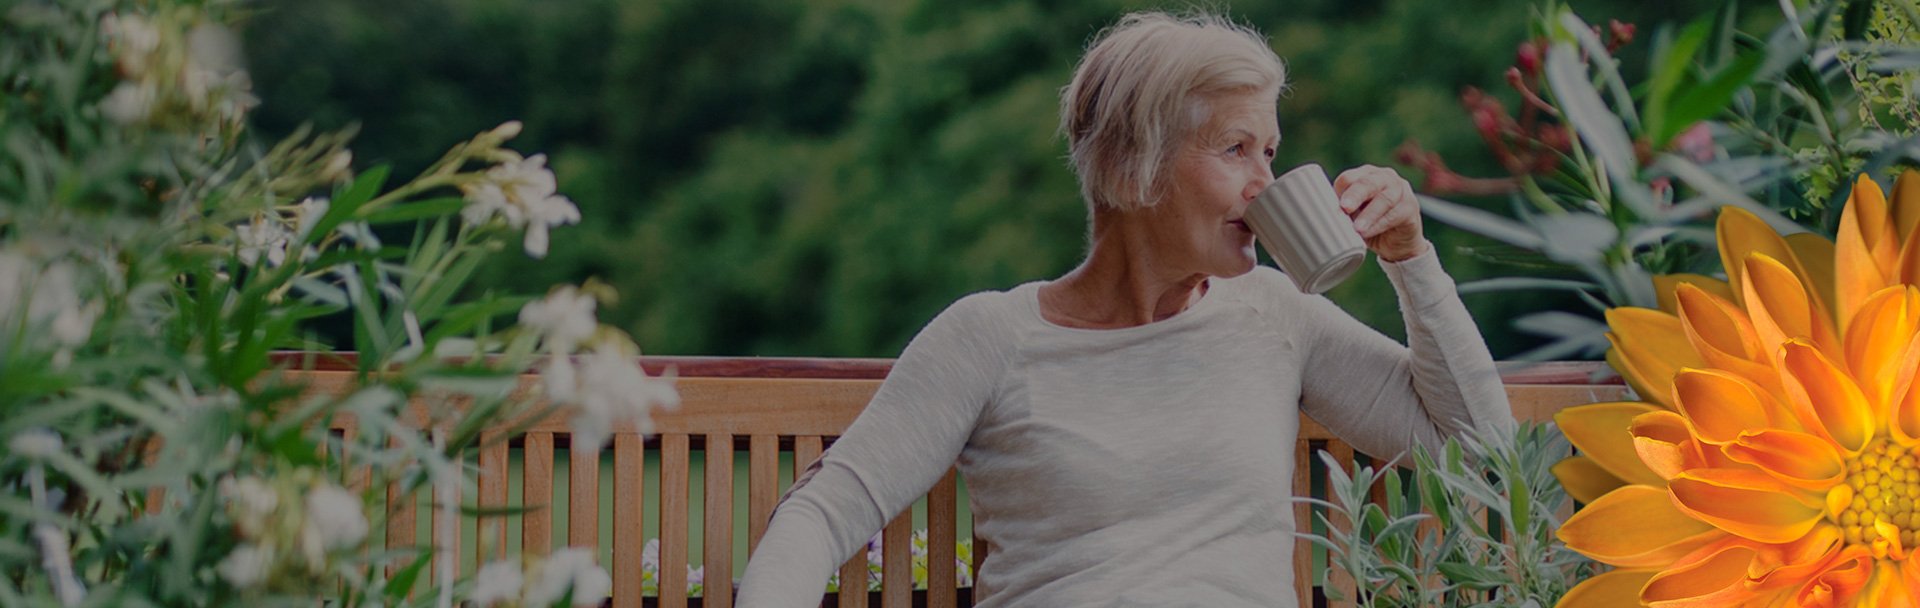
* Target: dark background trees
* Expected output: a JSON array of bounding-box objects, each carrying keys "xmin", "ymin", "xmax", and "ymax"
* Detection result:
[{"xmin": 242, "ymin": 0, "xmax": 1752, "ymax": 358}]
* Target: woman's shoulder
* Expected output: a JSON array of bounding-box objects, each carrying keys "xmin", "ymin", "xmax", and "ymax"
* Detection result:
[{"xmin": 919, "ymin": 282, "xmax": 1041, "ymax": 337}]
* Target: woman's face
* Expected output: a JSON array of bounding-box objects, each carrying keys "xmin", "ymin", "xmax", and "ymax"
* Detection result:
[{"xmin": 1147, "ymin": 91, "xmax": 1279, "ymax": 279}]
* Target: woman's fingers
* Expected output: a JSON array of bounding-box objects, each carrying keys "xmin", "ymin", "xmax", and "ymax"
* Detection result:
[
  {"xmin": 1334, "ymin": 165, "xmax": 1426, "ymax": 260},
  {"xmin": 1334, "ymin": 166, "xmax": 1393, "ymax": 214}
]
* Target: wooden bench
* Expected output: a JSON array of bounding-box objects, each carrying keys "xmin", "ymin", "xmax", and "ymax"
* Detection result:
[{"xmin": 301, "ymin": 357, "xmax": 1625, "ymax": 608}]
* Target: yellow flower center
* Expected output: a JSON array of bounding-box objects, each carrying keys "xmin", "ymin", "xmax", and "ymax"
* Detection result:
[{"xmin": 1832, "ymin": 439, "xmax": 1920, "ymax": 548}]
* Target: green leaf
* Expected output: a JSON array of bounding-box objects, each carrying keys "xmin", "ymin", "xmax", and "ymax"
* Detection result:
[
  {"xmin": 1658, "ymin": 49, "xmax": 1764, "ymax": 146},
  {"xmin": 1844, "ymin": 0, "xmax": 1877, "ymax": 41},
  {"xmin": 1545, "ymin": 41, "xmax": 1637, "ymax": 185},
  {"xmin": 1456, "ymin": 277, "xmax": 1598, "ymax": 295},
  {"xmin": 337, "ymin": 165, "xmax": 392, "ymax": 210},
  {"xmin": 425, "ymin": 296, "xmax": 535, "ymax": 344},
  {"xmin": 362, "ymin": 196, "xmax": 466, "ymax": 225},
  {"xmin": 1645, "ymin": 18, "xmax": 1711, "ymax": 147},
  {"xmin": 1509, "ymin": 472, "xmax": 1532, "ymax": 538},
  {"xmin": 384, "ymin": 552, "xmax": 432, "ymax": 601},
  {"xmin": 1418, "ymin": 195, "xmax": 1545, "ymax": 249},
  {"xmin": 1436, "ymin": 561, "xmax": 1505, "ymax": 590}
]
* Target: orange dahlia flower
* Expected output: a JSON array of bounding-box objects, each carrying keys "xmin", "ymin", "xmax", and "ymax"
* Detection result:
[{"xmin": 1556, "ymin": 172, "xmax": 1920, "ymax": 607}]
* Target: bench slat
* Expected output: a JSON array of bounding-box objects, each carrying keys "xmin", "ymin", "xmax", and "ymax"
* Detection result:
[
  {"xmin": 882, "ymin": 508, "xmax": 912, "ymax": 607},
  {"xmin": 927, "ymin": 468, "xmax": 958, "ymax": 608},
  {"xmin": 661, "ymin": 434, "xmax": 691, "ymax": 608},
  {"xmin": 385, "ymin": 434, "xmax": 417, "ymax": 597},
  {"xmin": 705, "ymin": 433, "xmax": 735, "ymax": 608},
  {"xmin": 1292, "ymin": 439, "xmax": 1312, "ymax": 608},
  {"xmin": 613, "ymin": 434, "xmax": 644, "ymax": 608},
  {"xmin": 479, "ymin": 432, "xmax": 509, "ymax": 562},
  {"xmin": 839, "ymin": 548, "xmax": 869, "ymax": 608},
  {"xmin": 1324, "ymin": 442, "xmax": 1358, "ymax": 604},
  {"xmin": 748, "ymin": 434, "xmax": 778, "ymax": 557},
  {"xmin": 432, "ymin": 434, "xmax": 462, "ymax": 585},
  {"xmin": 570, "ymin": 441, "xmax": 601, "ymax": 551},
  {"xmin": 525, "ymin": 432, "xmax": 554, "ymax": 557}
]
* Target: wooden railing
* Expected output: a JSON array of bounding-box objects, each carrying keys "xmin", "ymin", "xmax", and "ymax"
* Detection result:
[{"xmin": 295, "ymin": 356, "xmax": 1625, "ymax": 608}]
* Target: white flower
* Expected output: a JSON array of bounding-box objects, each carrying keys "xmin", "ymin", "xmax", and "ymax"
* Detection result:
[
  {"xmin": 335, "ymin": 221, "xmax": 381, "ymax": 251},
  {"xmin": 460, "ymin": 182, "xmax": 520, "ymax": 227},
  {"xmin": 100, "ymin": 13, "xmax": 160, "ymax": 77},
  {"xmin": 525, "ymin": 548, "xmax": 611, "ymax": 607},
  {"xmin": 49, "ymin": 303, "xmax": 97, "ymax": 348},
  {"xmin": 322, "ymin": 151, "xmax": 353, "ymax": 182},
  {"xmin": 458, "ymin": 154, "xmax": 579, "ymax": 258},
  {"xmin": 470, "ymin": 560, "xmax": 524, "ymax": 606},
  {"xmin": 568, "ymin": 347, "xmax": 678, "ymax": 451},
  {"xmin": 217, "ymin": 543, "xmax": 273, "ymax": 589},
  {"xmin": 299, "ymin": 483, "xmax": 367, "ymax": 569},
  {"xmin": 235, "ymin": 216, "xmax": 290, "ymax": 267},
  {"xmin": 100, "ymin": 82, "xmax": 155, "ymax": 125},
  {"xmin": 687, "ymin": 564, "xmax": 704, "ymax": 589},
  {"xmin": 9, "ymin": 430, "xmax": 63, "ymax": 460},
  {"xmin": 35, "ymin": 523, "xmax": 87, "ymax": 605},
  {"xmin": 520, "ymin": 193, "xmax": 580, "ymax": 259},
  {"xmin": 292, "ymin": 197, "xmax": 331, "ymax": 242},
  {"xmin": 220, "ymin": 476, "xmax": 280, "ymax": 539},
  {"xmin": 641, "ymin": 538, "xmax": 659, "ymax": 574},
  {"xmin": 519, "ymin": 286, "xmax": 597, "ymax": 354},
  {"xmin": 393, "ymin": 311, "xmax": 425, "ymax": 364}
]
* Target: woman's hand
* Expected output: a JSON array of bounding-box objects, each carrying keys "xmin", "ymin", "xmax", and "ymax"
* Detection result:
[{"xmin": 1333, "ymin": 165, "xmax": 1429, "ymax": 262}]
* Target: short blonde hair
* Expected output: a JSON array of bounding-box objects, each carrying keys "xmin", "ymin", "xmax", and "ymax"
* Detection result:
[{"xmin": 1060, "ymin": 11, "xmax": 1286, "ymax": 211}]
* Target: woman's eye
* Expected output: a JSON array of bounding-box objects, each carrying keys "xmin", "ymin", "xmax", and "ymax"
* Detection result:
[
  {"xmin": 1264, "ymin": 147, "xmax": 1277, "ymax": 159},
  {"xmin": 1225, "ymin": 143, "xmax": 1243, "ymax": 155}
]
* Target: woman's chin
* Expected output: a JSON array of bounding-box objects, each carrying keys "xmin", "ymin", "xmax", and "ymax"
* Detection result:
[{"xmin": 1216, "ymin": 253, "xmax": 1258, "ymax": 278}]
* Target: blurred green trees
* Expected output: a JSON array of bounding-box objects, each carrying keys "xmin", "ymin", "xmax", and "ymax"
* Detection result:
[{"xmin": 243, "ymin": 0, "xmax": 1750, "ymax": 357}]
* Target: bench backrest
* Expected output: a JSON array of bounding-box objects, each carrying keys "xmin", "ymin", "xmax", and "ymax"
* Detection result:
[{"xmin": 311, "ymin": 357, "xmax": 1626, "ymax": 608}]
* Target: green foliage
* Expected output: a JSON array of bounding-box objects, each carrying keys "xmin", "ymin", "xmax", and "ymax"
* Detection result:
[
  {"xmin": 1300, "ymin": 423, "xmax": 1596, "ymax": 607},
  {"xmin": 1, "ymin": 1, "xmax": 666, "ymax": 605},
  {"xmin": 241, "ymin": 0, "xmax": 1731, "ymax": 359}
]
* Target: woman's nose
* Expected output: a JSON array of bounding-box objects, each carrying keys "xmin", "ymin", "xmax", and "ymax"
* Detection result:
[{"xmin": 1244, "ymin": 166, "xmax": 1275, "ymax": 200}]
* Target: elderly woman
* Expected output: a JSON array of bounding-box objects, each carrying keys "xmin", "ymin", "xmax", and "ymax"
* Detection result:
[{"xmin": 737, "ymin": 10, "xmax": 1513, "ymax": 607}]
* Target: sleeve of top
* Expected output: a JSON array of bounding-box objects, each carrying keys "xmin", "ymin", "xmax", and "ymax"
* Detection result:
[
  {"xmin": 736, "ymin": 295, "xmax": 1001, "ymax": 607},
  {"xmin": 1294, "ymin": 243, "xmax": 1515, "ymax": 462}
]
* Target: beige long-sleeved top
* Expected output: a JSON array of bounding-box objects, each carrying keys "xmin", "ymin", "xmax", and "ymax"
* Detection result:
[{"xmin": 736, "ymin": 249, "xmax": 1514, "ymax": 607}]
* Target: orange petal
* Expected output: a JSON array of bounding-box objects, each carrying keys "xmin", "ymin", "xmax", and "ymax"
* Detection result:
[
  {"xmin": 1838, "ymin": 174, "xmax": 1899, "ymax": 333},
  {"xmin": 1677, "ymin": 283, "xmax": 1766, "ymax": 361},
  {"xmin": 1558, "ymin": 402, "xmax": 1668, "ymax": 487},
  {"xmin": 1656, "ymin": 273, "xmax": 1737, "ymax": 316},
  {"xmin": 1789, "ymin": 546, "xmax": 1874, "ymax": 608},
  {"xmin": 1632, "ymin": 410, "xmax": 1706, "ymax": 480},
  {"xmin": 1895, "ymin": 168, "xmax": 1920, "ymax": 242},
  {"xmin": 1721, "ymin": 429, "xmax": 1847, "ymax": 491},
  {"xmin": 1781, "ymin": 339, "xmax": 1877, "ymax": 454},
  {"xmin": 1744, "ymin": 253, "xmax": 1843, "ymax": 366},
  {"xmin": 1553, "ymin": 455, "xmax": 1629, "ymax": 504},
  {"xmin": 1863, "ymin": 560, "xmax": 1917, "ymax": 608},
  {"xmin": 1676, "ymin": 284, "xmax": 1781, "ymax": 395},
  {"xmin": 1787, "ymin": 232, "xmax": 1840, "ymax": 320},
  {"xmin": 1642, "ymin": 542, "xmax": 1761, "ymax": 607},
  {"xmin": 1721, "ymin": 205, "xmax": 1812, "ymax": 310},
  {"xmin": 1898, "ymin": 224, "xmax": 1920, "ymax": 288},
  {"xmin": 1561, "ymin": 568, "xmax": 1659, "ymax": 608},
  {"xmin": 1845, "ymin": 285, "xmax": 1920, "ymax": 410},
  {"xmin": 1748, "ymin": 523, "xmax": 1846, "ymax": 591},
  {"xmin": 1558, "ymin": 484, "xmax": 1727, "ymax": 568},
  {"xmin": 1669, "ymin": 468, "xmax": 1824, "ymax": 544},
  {"xmin": 1609, "ymin": 307, "xmax": 1707, "ymax": 408},
  {"xmin": 1890, "ymin": 332, "xmax": 1920, "ymax": 446},
  {"xmin": 1673, "ymin": 368, "xmax": 1794, "ymax": 444}
]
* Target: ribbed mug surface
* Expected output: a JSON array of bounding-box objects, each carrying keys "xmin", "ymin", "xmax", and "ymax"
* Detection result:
[{"xmin": 1244, "ymin": 163, "xmax": 1367, "ymax": 294}]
